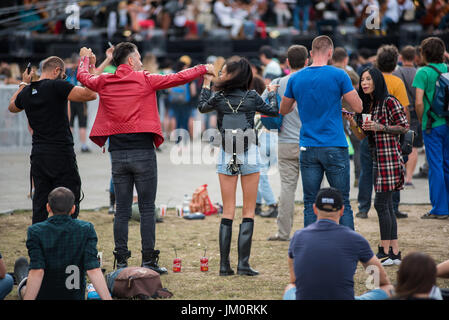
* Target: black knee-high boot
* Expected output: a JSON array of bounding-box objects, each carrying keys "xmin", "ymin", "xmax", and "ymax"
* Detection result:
[
  {"xmin": 237, "ymin": 218, "xmax": 259, "ymax": 276},
  {"xmin": 219, "ymin": 219, "xmax": 234, "ymax": 276}
]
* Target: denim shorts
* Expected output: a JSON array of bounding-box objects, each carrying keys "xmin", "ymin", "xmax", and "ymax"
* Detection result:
[{"xmin": 216, "ymin": 144, "xmax": 260, "ymax": 176}]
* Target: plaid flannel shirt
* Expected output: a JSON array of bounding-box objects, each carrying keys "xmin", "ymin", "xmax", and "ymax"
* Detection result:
[
  {"xmin": 26, "ymin": 215, "xmax": 100, "ymax": 300},
  {"xmin": 370, "ymin": 96, "xmax": 409, "ymax": 193}
]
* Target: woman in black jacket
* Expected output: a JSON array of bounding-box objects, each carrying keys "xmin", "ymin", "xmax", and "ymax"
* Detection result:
[{"xmin": 198, "ymin": 57, "xmax": 279, "ymax": 276}]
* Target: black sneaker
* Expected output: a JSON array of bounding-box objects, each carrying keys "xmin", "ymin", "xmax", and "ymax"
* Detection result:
[
  {"xmin": 356, "ymin": 212, "xmax": 368, "ymax": 219},
  {"xmin": 376, "ymin": 246, "xmax": 389, "ymax": 260},
  {"xmin": 395, "ymin": 211, "xmax": 408, "ymax": 219},
  {"xmin": 378, "ymin": 247, "xmax": 394, "ymax": 266}
]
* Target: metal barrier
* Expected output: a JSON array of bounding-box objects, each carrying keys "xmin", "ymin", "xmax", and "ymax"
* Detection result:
[{"xmin": 0, "ymin": 84, "xmax": 98, "ymax": 152}]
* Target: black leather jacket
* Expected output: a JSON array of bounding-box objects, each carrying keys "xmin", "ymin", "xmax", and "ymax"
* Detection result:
[{"xmin": 197, "ymin": 88, "xmax": 279, "ymax": 131}]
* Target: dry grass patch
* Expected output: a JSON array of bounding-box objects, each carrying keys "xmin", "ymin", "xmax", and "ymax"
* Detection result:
[{"xmin": 1, "ymin": 202, "xmax": 449, "ymax": 300}]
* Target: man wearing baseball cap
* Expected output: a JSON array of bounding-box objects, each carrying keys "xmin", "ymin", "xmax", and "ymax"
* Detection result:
[{"xmin": 284, "ymin": 187, "xmax": 394, "ymax": 300}]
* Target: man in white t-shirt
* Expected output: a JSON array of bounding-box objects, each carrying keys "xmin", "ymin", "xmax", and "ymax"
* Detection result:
[{"xmin": 259, "ymin": 45, "xmax": 282, "ymax": 81}]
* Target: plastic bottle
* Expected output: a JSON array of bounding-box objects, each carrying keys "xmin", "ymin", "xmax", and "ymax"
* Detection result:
[
  {"xmin": 182, "ymin": 194, "xmax": 191, "ymax": 215},
  {"xmin": 87, "ymin": 283, "xmax": 101, "ymax": 300}
]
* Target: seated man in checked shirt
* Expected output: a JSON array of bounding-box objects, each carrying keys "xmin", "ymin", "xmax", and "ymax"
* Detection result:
[{"xmin": 14, "ymin": 187, "xmax": 112, "ymax": 300}]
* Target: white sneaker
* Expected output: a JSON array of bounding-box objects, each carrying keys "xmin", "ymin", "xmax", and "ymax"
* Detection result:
[{"xmin": 381, "ymin": 257, "xmax": 394, "ymax": 266}]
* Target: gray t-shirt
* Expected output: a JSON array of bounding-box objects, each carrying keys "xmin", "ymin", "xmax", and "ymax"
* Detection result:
[
  {"xmin": 393, "ymin": 66, "xmax": 417, "ymax": 107},
  {"xmin": 261, "ymin": 72, "xmax": 301, "ymax": 144}
]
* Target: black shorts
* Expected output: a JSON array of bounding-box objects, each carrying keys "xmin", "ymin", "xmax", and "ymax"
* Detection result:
[
  {"xmin": 409, "ymin": 108, "xmax": 423, "ymax": 148},
  {"xmin": 70, "ymin": 101, "xmax": 87, "ymax": 128}
]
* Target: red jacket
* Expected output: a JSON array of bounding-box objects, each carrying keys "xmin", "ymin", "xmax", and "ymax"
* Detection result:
[{"xmin": 77, "ymin": 56, "xmax": 207, "ymax": 148}]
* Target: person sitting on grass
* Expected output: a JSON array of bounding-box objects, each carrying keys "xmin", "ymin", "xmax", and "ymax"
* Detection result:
[
  {"xmin": 391, "ymin": 252, "xmax": 444, "ymax": 300},
  {"xmin": 14, "ymin": 187, "xmax": 111, "ymax": 300},
  {"xmin": 0, "ymin": 252, "xmax": 14, "ymax": 300},
  {"xmin": 283, "ymin": 187, "xmax": 394, "ymax": 300}
]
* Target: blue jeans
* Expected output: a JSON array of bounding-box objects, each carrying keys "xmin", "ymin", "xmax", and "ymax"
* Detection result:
[
  {"xmin": 217, "ymin": 144, "xmax": 260, "ymax": 176},
  {"xmin": 111, "ymin": 149, "xmax": 158, "ymax": 254},
  {"xmin": 358, "ymin": 138, "xmax": 373, "ymax": 213},
  {"xmin": 293, "ymin": 5, "xmax": 310, "ymax": 32},
  {"xmin": 300, "ymin": 147, "xmax": 354, "ymax": 229},
  {"xmin": 257, "ymin": 132, "xmax": 277, "ymax": 205},
  {"xmin": 0, "ymin": 274, "xmax": 14, "ymax": 300},
  {"xmin": 423, "ymin": 125, "xmax": 449, "ymax": 216},
  {"xmin": 283, "ymin": 287, "xmax": 388, "ymax": 300}
]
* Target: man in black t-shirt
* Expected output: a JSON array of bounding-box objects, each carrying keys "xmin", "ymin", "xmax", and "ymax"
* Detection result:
[{"xmin": 8, "ymin": 56, "xmax": 97, "ymax": 224}]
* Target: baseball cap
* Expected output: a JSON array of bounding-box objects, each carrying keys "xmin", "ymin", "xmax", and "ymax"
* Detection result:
[{"xmin": 315, "ymin": 187, "xmax": 343, "ymax": 212}]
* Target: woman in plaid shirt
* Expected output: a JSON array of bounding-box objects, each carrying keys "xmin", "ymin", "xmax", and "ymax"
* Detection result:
[{"xmin": 344, "ymin": 67, "xmax": 409, "ymax": 267}]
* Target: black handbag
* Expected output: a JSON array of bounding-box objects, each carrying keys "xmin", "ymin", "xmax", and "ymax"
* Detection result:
[{"xmin": 400, "ymin": 129, "xmax": 416, "ymax": 156}]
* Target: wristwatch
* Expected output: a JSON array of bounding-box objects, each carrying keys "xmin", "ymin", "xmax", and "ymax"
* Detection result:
[{"xmin": 19, "ymin": 82, "xmax": 29, "ymax": 87}]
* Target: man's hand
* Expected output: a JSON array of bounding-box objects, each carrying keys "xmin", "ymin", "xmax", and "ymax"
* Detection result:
[
  {"xmin": 79, "ymin": 47, "xmax": 92, "ymax": 57},
  {"xmin": 89, "ymin": 53, "xmax": 96, "ymax": 67},
  {"xmin": 205, "ymin": 64, "xmax": 216, "ymax": 76},
  {"xmin": 267, "ymin": 83, "xmax": 280, "ymax": 92},
  {"xmin": 106, "ymin": 46, "xmax": 114, "ymax": 61},
  {"xmin": 22, "ymin": 68, "xmax": 34, "ymax": 84}
]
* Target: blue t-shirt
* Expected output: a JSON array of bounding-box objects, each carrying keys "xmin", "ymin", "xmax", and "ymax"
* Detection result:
[
  {"xmin": 284, "ymin": 66, "xmax": 354, "ymax": 147},
  {"xmin": 288, "ymin": 219, "xmax": 374, "ymax": 300}
]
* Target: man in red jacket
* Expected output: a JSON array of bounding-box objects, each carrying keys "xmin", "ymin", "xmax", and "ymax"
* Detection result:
[{"xmin": 77, "ymin": 42, "xmax": 214, "ymax": 273}]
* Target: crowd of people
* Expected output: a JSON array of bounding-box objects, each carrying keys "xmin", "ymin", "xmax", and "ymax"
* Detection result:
[
  {"xmin": 0, "ymin": 32, "xmax": 448, "ymax": 300},
  {"xmin": 4, "ymin": 0, "xmax": 449, "ymax": 41}
]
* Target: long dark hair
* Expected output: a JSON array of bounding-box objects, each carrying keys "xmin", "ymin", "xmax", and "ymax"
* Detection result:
[
  {"xmin": 395, "ymin": 252, "xmax": 437, "ymax": 299},
  {"xmin": 213, "ymin": 57, "xmax": 253, "ymax": 92},
  {"xmin": 358, "ymin": 67, "xmax": 389, "ymax": 113}
]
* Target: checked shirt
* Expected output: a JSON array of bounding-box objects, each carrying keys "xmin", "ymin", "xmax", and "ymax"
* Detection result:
[{"xmin": 370, "ymin": 95, "xmax": 409, "ymax": 193}]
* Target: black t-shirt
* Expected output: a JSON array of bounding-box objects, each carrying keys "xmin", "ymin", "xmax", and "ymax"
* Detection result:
[
  {"xmin": 108, "ymin": 133, "xmax": 154, "ymax": 152},
  {"xmin": 15, "ymin": 79, "xmax": 75, "ymax": 155}
]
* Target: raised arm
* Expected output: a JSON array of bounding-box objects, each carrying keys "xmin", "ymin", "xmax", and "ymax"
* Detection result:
[
  {"xmin": 147, "ymin": 64, "xmax": 215, "ymax": 91},
  {"xmin": 77, "ymin": 47, "xmax": 103, "ymax": 92},
  {"xmin": 93, "ymin": 46, "xmax": 114, "ymax": 75},
  {"xmin": 198, "ymin": 74, "xmax": 216, "ymax": 113},
  {"xmin": 8, "ymin": 68, "xmax": 34, "ymax": 113}
]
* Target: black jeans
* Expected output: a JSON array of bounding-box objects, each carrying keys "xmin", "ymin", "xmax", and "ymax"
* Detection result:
[
  {"xmin": 111, "ymin": 149, "xmax": 158, "ymax": 254},
  {"xmin": 30, "ymin": 153, "xmax": 81, "ymax": 224},
  {"xmin": 374, "ymin": 191, "xmax": 398, "ymax": 240}
]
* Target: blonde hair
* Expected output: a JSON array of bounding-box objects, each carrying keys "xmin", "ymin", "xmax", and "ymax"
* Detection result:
[{"xmin": 312, "ymin": 36, "xmax": 334, "ymax": 54}]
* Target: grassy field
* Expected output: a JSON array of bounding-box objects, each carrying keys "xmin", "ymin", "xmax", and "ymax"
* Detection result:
[{"xmin": 1, "ymin": 202, "xmax": 449, "ymax": 300}]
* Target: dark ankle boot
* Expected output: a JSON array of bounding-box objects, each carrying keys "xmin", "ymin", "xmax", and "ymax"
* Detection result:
[
  {"xmin": 219, "ymin": 222, "xmax": 234, "ymax": 276},
  {"xmin": 237, "ymin": 219, "xmax": 259, "ymax": 276},
  {"xmin": 142, "ymin": 249, "xmax": 168, "ymax": 275},
  {"xmin": 113, "ymin": 250, "xmax": 131, "ymax": 269}
]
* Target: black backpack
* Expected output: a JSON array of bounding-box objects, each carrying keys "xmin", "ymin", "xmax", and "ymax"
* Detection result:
[{"xmin": 219, "ymin": 91, "xmax": 258, "ymax": 174}]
